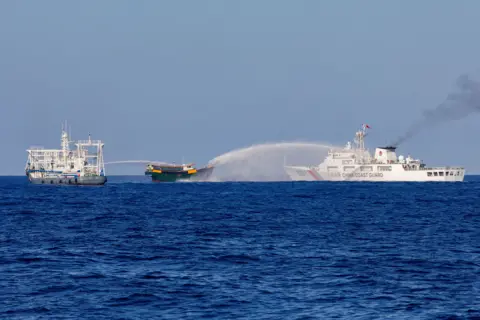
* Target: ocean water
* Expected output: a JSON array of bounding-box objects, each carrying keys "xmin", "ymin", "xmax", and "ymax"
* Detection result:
[{"xmin": 1, "ymin": 175, "xmax": 479, "ymax": 319}]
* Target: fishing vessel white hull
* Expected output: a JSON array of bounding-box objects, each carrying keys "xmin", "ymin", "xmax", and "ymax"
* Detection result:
[
  {"xmin": 27, "ymin": 173, "xmax": 107, "ymax": 185},
  {"xmin": 25, "ymin": 122, "xmax": 107, "ymax": 186},
  {"xmin": 284, "ymin": 124, "xmax": 465, "ymax": 182}
]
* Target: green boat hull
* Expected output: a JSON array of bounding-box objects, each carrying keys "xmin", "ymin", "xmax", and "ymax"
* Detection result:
[
  {"xmin": 146, "ymin": 166, "xmax": 214, "ymax": 182},
  {"xmin": 150, "ymin": 171, "xmax": 191, "ymax": 182}
]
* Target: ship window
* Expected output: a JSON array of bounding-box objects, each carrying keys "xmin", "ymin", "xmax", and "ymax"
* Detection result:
[
  {"xmin": 360, "ymin": 166, "xmax": 373, "ymax": 172},
  {"xmin": 445, "ymin": 171, "xmax": 449, "ymax": 176},
  {"xmin": 434, "ymin": 172, "xmax": 438, "ymax": 176},
  {"xmin": 439, "ymin": 172, "xmax": 444, "ymax": 176},
  {"xmin": 427, "ymin": 172, "xmax": 432, "ymax": 177},
  {"xmin": 378, "ymin": 166, "xmax": 392, "ymax": 171},
  {"xmin": 450, "ymin": 172, "xmax": 454, "ymax": 176}
]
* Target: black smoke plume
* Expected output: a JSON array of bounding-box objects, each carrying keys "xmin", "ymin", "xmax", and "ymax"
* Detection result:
[{"xmin": 391, "ymin": 74, "xmax": 480, "ymax": 147}]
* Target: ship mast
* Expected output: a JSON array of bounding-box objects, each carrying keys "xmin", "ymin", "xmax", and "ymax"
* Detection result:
[
  {"xmin": 354, "ymin": 124, "xmax": 368, "ymax": 151},
  {"xmin": 61, "ymin": 120, "xmax": 70, "ymax": 167},
  {"xmin": 351, "ymin": 124, "xmax": 370, "ymax": 164}
]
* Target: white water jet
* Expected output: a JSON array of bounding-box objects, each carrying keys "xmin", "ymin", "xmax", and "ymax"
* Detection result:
[
  {"xmin": 104, "ymin": 160, "xmax": 173, "ymax": 165},
  {"xmin": 208, "ymin": 141, "xmax": 337, "ymax": 181}
]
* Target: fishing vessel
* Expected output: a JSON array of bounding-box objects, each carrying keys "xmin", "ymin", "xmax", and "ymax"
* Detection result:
[
  {"xmin": 284, "ymin": 124, "xmax": 465, "ymax": 182},
  {"xmin": 145, "ymin": 162, "xmax": 214, "ymax": 182},
  {"xmin": 25, "ymin": 124, "xmax": 107, "ymax": 185}
]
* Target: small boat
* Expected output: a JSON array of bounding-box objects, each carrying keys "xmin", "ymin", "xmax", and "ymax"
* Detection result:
[{"xmin": 145, "ymin": 162, "xmax": 214, "ymax": 182}]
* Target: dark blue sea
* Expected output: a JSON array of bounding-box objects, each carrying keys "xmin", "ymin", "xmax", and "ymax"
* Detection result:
[{"xmin": 1, "ymin": 176, "xmax": 480, "ymax": 319}]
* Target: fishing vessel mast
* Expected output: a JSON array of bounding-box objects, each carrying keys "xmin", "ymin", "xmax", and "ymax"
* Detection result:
[
  {"xmin": 61, "ymin": 121, "xmax": 71, "ymax": 168},
  {"xmin": 75, "ymin": 133, "xmax": 106, "ymax": 176}
]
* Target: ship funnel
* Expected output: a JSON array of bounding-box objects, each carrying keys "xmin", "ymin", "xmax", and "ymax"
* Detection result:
[{"xmin": 374, "ymin": 147, "xmax": 398, "ymax": 163}]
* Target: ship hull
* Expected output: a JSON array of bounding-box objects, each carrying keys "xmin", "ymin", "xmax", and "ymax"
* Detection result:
[
  {"xmin": 150, "ymin": 166, "xmax": 214, "ymax": 182},
  {"xmin": 284, "ymin": 165, "xmax": 465, "ymax": 182},
  {"xmin": 28, "ymin": 175, "xmax": 107, "ymax": 185}
]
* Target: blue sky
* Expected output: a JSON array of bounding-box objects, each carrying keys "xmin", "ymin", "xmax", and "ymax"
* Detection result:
[{"xmin": 1, "ymin": 1, "xmax": 480, "ymax": 175}]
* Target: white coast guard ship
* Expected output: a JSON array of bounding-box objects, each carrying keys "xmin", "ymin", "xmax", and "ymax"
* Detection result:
[
  {"xmin": 25, "ymin": 123, "xmax": 107, "ymax": 185},
  {"xmin": 284, "ymin": 124, "xmax": 465, "ymax": 182}
]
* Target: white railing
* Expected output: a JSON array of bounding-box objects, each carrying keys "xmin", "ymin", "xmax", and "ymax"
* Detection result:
[
  {"xmin": 76, "ymin": 140, "xmax": 103, "ymax": 145},
  {"xmin": 403, "ymin": 166, "xmax": 464, "ymax": 171},
  {"xmin": 419, "ymin": 166, "xmax": 464, "ymax": 170}
]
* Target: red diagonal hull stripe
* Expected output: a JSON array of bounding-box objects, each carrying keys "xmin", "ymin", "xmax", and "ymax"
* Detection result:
[{"xmin": 308, "ymin": 169, "xmax": 320, "ymax": 180}]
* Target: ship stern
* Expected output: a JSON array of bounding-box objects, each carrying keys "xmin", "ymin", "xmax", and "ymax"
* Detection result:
[{"xmin": 190, "ymin": 165, "xmax": 215, "ymax": 181}]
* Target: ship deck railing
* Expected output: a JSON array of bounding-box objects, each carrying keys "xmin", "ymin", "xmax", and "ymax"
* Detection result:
[
  {"xmin": 27, "ymin": 149, "xmax": 66, "ymax": 153},
  {"xmin": 414, "ymin": 166, "xmax": 464, "ymax": 171},
  {"xmin": 149, "ymin": 163, "xmax": 194, "ymax": 168},
  {"xmin": 76, "ymin": 140, "xmax": 103, "ymax": 145}
]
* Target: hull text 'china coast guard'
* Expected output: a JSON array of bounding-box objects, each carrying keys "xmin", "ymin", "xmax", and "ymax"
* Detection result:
[
  {"xmin": 25, "ymin": 124, "xmax": 107, "ymax": 185},
  {"xmin": 284, "ymin": 124, "xmax": 465, "ymax": 182}
]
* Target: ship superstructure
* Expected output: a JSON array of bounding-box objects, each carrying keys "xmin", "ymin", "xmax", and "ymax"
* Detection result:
[
  {"xmin": 25, "ymin": 124, "xmax": 107, "ymax": 185},
  {"xmin": 284, "ymin": 124, "xmax": 465, "ymax": 182}
]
